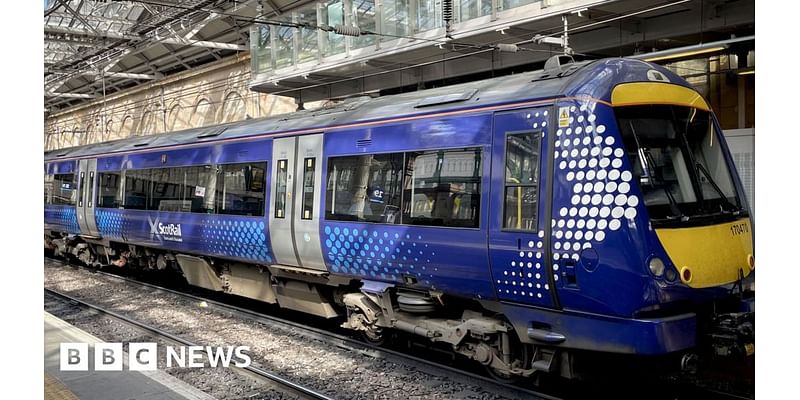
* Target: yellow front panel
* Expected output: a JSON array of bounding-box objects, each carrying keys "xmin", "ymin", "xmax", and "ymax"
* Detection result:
[
  {"xmin": 655, "ymin": 218, "xmax": 753, "ymax": 288},
  {"xmin": 611, "ymin": 82, "xmax": 710, "ymax": 111}
]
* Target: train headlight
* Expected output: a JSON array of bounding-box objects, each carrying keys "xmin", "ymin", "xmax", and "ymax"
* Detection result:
[
  {"xmin": 648, "ymin": 257, "xmax": 665, "ymax": 277},
  {"xmin": 665, "ymin": 267, "xmax": 677, "ymax": 282}
]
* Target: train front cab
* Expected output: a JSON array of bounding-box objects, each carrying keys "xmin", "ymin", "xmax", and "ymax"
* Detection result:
[
  {"xmin": 611, "ymin": 81, "xmax": 755, "ymax": 360},
  {"xmin": 494, "ymin": 77, "xmax": 754, "ymax": 375}
]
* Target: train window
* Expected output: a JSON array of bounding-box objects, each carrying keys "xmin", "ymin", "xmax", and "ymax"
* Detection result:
[
  {"xmin": 78, "ymin": 172, "xmax": 85, "ymax": 207},
  {"xmin": 275, "ymin": 159, "xmax": 288, "ymax": 218},
  {"xmin": 326, "ymin": 153, "xmax": 403, "ymax": 223},
  {"xmin": 148, "ymin": 167, "xmax": 188, "ymax": 212},
  {"xmin": 123, "ymin": 169, "xmax": 151, "ymax": 210},
  {"xmin": 301, "ymin": 158, "xmax": 316, "ymax": 220},
  {"xmin": 50, "ymin": 173, "xmax": 76, "ymax": 205},
  {"xmin": 146, "ymin": 165, "xmax": 215, "ymax": 213},
  {"xmin": 215, "ymin": 162, "xmax": 267, "ymax": 216},
  {"xmin": 88, "ymin": 172, "xmax": 95, "ymax": 208},
  {"xmin": 503, "ymin": 132, "xmax": 540, "ymax": 230},
  {"xmin": 44, "ymin": 174, "xmax": 53, "ymax": 204},
  {"xmin": 97, "ymin": 172, "xmax": 122, "ymax": 208},
  {"xmin": 402, "ymin": 148, "xmax": 482, "ymax": 228},
  {"xmin": 183, "ymin": 165, "xmax": 216, "ymax": 213}
]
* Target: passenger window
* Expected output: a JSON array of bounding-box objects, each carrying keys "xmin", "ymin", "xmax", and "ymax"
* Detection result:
[
  {"xmin": 44, "ymin": 174, "xmax": 54, "ymax": 204},
  {"xmin": 503, "ymin": 132, "xmax": 541, "ymax": 230},
  {"xmin": 215, "ymin": 162, "xmax": 267, "ymax": 216},
  {"xmin": 301, "ymin": 158, "xmax": 316, "ymax": 220},
  {"xmin": 148, "ymin": 167, "xmax": 189, "ymax": 212},
  {"xmin": 402, "ymin": 148, "xmax": 482, "ymax": 228},
  {"xmin": 123, "ymin": 169, "xmax": 151, "ymax": 210},
  {"xmin": 97, "ymin": 172, "xmax": 122, "ymax": 208},
  {"xmin": 326, "ymin": 153, "xmax": 403, "ymax": 223},
  {"xmin": 275, "ymin": 159, "xmax": 288, "ymax": 218},
  {"xmin": 50, "ymin": 174, "xmax": 76, "ymax": 205}
]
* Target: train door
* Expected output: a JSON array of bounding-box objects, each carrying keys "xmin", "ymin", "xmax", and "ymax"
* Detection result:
[
  {"xmin": 488, "ymin": 108, "xmax": 558, "ymax": 308},
  {"xmin": 268, "ymin": 134, "xmax": 326, "ymax": 270},
  {"xmin": 75, "ymin": 159, "xmax": 101, "ymax": 237}
]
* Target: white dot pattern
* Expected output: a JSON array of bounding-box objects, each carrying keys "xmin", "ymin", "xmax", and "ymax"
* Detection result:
[{"xmin": 552, "ymin": 102, "xmax": 641, "ymax": 268}]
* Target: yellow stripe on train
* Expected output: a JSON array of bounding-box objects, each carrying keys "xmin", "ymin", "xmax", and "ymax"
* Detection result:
[
  {"xmin": 655, "ymin": 218, "xmax": 754, "ymax": 288},
  {"xmin": 611, "ymin": 82, "xmax": 710, "ymax": 111}
]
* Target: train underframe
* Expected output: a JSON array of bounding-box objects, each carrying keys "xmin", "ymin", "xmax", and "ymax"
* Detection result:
[{"xmin": 44, "ymin": 230, "xmax": 753, "ymax": 383}]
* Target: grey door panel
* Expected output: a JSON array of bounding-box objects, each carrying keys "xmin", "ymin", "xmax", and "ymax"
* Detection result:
[
  {"xmin": 269, "ymin": 137, "xmax": 299, "ymax": 266},
  {"xmin": 76, "ymin": 160, "xmax": 90, "ymax": 235},
  {"xmin": 84, "ymin": 159, "xmax": 100, "ymax": 236},
  {"xmin": 292, "ymin": 134, "xmax": 326, "ymax": 271}
]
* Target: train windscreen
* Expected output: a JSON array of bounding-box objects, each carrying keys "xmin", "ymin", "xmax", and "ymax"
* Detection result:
[{"xmin": 615, "ymin": 105, "xmax": 745, "ymax": 226}]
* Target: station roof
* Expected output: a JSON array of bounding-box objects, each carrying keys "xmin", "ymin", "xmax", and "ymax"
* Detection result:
[{"xmin": 44, "ymin": 0, "xmax": 310, "ymax": 113}]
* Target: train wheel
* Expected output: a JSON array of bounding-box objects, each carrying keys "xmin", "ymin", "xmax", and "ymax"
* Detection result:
[
  {"xmin": 484, "ymin": 317, "xmax": 532, "ymax": 384},
  {"xmin": 359, "ymin": 323, "xmax": 385, "ymax": 346}
]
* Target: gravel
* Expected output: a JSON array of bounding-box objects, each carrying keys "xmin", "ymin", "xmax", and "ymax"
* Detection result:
[{"xmin": 44, "ymin": 260, "xmax": 535, "ymax": 400}]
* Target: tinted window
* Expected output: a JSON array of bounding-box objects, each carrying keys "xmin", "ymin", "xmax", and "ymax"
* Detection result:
[
  {"xmin": 503, "ymin": 132, "xmax": 540, "ymax": 230},
  {"xmin": 44, "ymin": 174, "xmax": 53, "ymax": 204},
  {"xmin": 97, "ymin": 172, "xmax": 122, "ymax": 208},
  {"xmin": 215, "ymin": 162, "xmax": 267, "ymax": 216},
  {"xmin": 123, "ymin": 169, "xmax": 151, "ymax": 210},
  {"xmin": 48, "ymin": 173, "xmax": 76, "ymax": 206},
  {"xmin": 148, "ymin": 168, "xmax": 189, "ymax": 212},
  {"xmin": 301, "ymin": 158, "xmax": 316, "ymax": 220},
  {"xmin": 275, "ymin": 159, "xmax": 288, "ymax": 218},
  {"xmin": 403, "ymin": 148, "xmax": 482, "ymax": 228},
  {"xmin": 326, "ymin": 153, "xmax": 403, "ymax": 223}
]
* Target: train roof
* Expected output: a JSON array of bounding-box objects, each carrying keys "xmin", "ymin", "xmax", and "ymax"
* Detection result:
[{"xmin": 45, "ymin": 57, "xmax": 688, "ymax": 163}]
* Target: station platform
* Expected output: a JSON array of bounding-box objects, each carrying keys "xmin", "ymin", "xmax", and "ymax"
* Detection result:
[{"xmin": 44, "ymin": 311, "xmax": 215, "ymax": 400}]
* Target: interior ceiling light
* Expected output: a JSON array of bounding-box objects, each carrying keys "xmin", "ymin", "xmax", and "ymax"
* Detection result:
[
  {"xmin": 738, "ymin": 69, "xmax": 755, "ymax": 75},
  {"xmin": 630, "ymin": 35, "xmax": 755, "ymax": 63}
]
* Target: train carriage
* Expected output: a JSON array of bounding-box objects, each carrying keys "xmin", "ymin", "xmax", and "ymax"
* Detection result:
[{"xmin": 44, "ymin": 56, "xmax": 755, "ymax": 380}]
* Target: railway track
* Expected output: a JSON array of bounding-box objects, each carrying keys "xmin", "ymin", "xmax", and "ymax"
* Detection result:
[
  {"xmin": 45, "ymin": 286, "xmax": 336, "ymax": 400},
  {"xmin": 45, "ymin": 258, "xmax": 557, "ymax": 400},
  {"xmin": 45, "ymin": 258, "xmax": 753, "ymax": 400}
]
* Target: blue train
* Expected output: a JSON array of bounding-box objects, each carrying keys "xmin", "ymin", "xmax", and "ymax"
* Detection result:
[{"xmin": 45, "ymin": 57, "xmax": 755, "ymax": 380}]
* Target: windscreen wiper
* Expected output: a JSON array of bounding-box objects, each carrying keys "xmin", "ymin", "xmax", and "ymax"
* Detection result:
[
  {"xmin": 695, "ymin": 162, "xmax": 740, "ymax": 214},
  {"xmin": 628, "ymin": 120, "xmax": 687, "ymax": 221}
]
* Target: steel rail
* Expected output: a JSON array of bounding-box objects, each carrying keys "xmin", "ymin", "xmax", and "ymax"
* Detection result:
[
  {"xmin": 44, "ymin": 286, "xmax": 336, "ymax": 400},
  {"xmin": 45, "ymin": 259, "xmax": 557, "ymax": 400}
]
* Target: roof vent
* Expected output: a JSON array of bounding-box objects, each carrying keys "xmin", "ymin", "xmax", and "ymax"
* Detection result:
[
  {"xmin": 415, "ymin": 88, "xmax": 478, "ymax": 108},
  {"xmin": 356, "ymin": 138, "xmax": 373, "ymax": 148},
  {"xmin": 133, "ymin": 141, "xmax": 150, "ymax": 147},
  {"xmin": 56, "ymin": 152, "xmax": 69, "ymax": 157},
  {"xmin": 197, "ymin": 126, "xmax": 227, "ymax": 139},
  {"xmin": 532, "ymin": 55, "xmax": 582, "ymax": 82}
]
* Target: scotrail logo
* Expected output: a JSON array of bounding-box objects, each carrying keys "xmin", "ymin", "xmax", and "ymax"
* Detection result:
[
  {"xmin": 148, "ymin": 216, "xmax": 183, "ymax": 242},
  {"xmin": 60, "ymin": 343, "xmax": 251, "ymax": 371}
]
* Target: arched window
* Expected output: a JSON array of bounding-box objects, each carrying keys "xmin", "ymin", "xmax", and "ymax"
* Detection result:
[
  {"xmin": 190, "ymin": 98, "xmax": 214, "ymax": 127},
  {"xmin": 141, "ymin": 110, "xmax": 153, "ymax": 134},
  {"xmin": 121, "ymin": 116, "xmax": 134, "ymax": 138},
  {"xmin": 221, "ymin": 92, "xmax": 246, "ymax": 123},
  {"xmin": 105, "ymin": 120, "xmax": 115, "ymax": 141},
  {"xmin": 83, "ymin": 124, "xmax": 94, "ymax": 145},
  {"xmin": 71, "ymin": 125, "xmax": 81, "ymax": 147},
  {"xmin": 168, "ymin": 103, "xmax": 186, "ymax": 131}
]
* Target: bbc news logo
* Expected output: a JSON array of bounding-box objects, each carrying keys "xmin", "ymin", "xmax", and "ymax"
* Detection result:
[{"xmin": 60, "ymin": 343, "xmax": 251, "ymax": 371}]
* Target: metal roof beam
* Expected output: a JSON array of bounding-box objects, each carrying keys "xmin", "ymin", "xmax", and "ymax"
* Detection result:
[
  {"xmin": 84, "ymin": 71, "xmax": 157, "ymax": 80},
  {"xmin": 46, "ymin": 92, "xmax": 96, "ymax": 99},
  {"xmin": 158, "ymin": 37, "xmax": 246, "ymax": 51}
]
